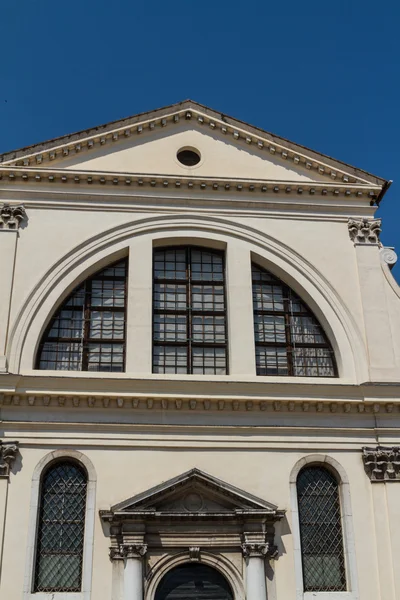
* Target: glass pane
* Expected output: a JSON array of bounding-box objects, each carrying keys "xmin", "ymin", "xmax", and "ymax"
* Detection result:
[
  {"xmin": 192, "ymin": 347, "xmax": 226, "ymax": 375},
  {"xmin": 192, "ymin": 316, "xmax": 226, "ymax": 343},
  {"xmin": 293, "ymin": 347, "xmax": 335, "ymax": 377},
  {"xmin": 255, "ymin": 346, "xmax": 288, "ymax": 375},
  {"xmin": 191, "ymin": 285, "xmax": 225, "ymax": 312},
  {"xmin": 153, "ymin": 345, "xmax": 188, "ymax": 374},
  {"xmin": 154, "ymin": 284, "xmax": 187, "ymax": 310},
  {"xmin": 87, "ymin": 343, "xmax": 124, "ymax": 372},
  {"xmin": 190, "ymin": 250, "xmax": 224, "ymax": 282},
  {"xmin": 154, "ymin": 314, "xmax": 187, "ymax": 342},
  {"xmin": 254, "ymin": 314, "xmax": 286, "ymax": 343}
]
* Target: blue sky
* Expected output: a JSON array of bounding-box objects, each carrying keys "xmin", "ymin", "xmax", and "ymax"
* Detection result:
[{"xmin": 1, "ymin": 1, "xmax": 399, "ymax": 276}]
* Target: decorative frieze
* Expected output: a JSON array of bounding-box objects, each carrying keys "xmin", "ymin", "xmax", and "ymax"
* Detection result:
[
  {"xmin": 0, "ymin": 168, "xmax": 378, "ymax": 199},
  {"xmin": 1, "ymin": 392, "xmax": 398, "ymax": 414},
  {"xmin": 241, "ymin": 542, "xmax": 278, "ymax": 559},
  {"xmin": 348, "ymin": 218, "xmax": 381, "ymax": 244},
  {"xmin": 0, "ymin": 441, "xmax": 19, "ymax": 478},
  {"xmin": 362, "ymin": 446, "xmax": 400, "ymax": 481},
  {"xmin": 0, "ymin": 203, "xmax": 26, "ymax": 230}
]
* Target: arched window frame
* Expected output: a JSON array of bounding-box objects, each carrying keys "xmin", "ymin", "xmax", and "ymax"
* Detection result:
[
  {"xmin": 251, "ymin": 261, "xmax": 338, "ymax": 377},
  {"xmin": 23, "ymin": 450, "xmax": 96, "ymax": 600},
  {"xmin": 35, "ymin": 258, "xmax": 128, "ymax": 372},
  {"xmin": 152, "ymin": 245, "xmax": 228, "ymax": 375},
  {"xmin": 289, "ymin": 456, "xmax": 358, "ymax": 600}
]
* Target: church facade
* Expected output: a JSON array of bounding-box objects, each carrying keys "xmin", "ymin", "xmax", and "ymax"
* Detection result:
[{"xmin": 0, "ymin": 100, "xmax": 399, "ymax": 600}]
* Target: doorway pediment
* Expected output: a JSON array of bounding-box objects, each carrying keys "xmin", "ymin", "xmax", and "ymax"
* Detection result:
[{"xmin": 100, "ymin": 468, "xmax": 284, "ymax": 522}]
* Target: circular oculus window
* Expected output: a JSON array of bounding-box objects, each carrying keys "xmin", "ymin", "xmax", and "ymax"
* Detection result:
[{"xmin": 177, "ymin": 148, "xmax": 201, "ymax": 167}]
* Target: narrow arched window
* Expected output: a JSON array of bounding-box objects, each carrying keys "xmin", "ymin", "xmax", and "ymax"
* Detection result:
[
  {"xmin": 252, "ymin": 263, "xmax": 336, "ymax": 376},
  {"xmin": 34, "ymin": 461, "xmax": 87, "ymax": 592},
  {"xmin": 37, "ymin": 259, "xmax": 127, "ymax": 371},
  {"xmin": 153, "ymin": 247, "xmax": 227, "ymax": 374},
  {"xmin": 297, "ymin": 466, "xmax": 346, "ymax": 592}
]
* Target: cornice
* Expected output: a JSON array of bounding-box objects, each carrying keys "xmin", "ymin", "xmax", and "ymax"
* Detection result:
[
  {"xmin": 0, "ymin": 391, "xmax": 399, "ymax": 415},
  {"xmin": 0, "ymin": 106, "xmax": 383, "ymax": 187},
  {"xmin": 0, "ymin": 166, "xmax": 381, "ymax": 203}
]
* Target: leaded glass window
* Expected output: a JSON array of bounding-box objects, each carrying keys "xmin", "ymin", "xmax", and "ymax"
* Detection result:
[
  {"xmin": 297, "ymin": 466, "xmax": 346, "ymax": 592},
  {"xmin": 34, "ymin": 461, "xmax": 87, "ymax": 592},
  {"xmin": 37, "ymin": 259, "xmax": 127, "ymax": 371},
  {"xmin": 153, "ymin": 247, "xmax": 228, "ymax": 374},
  {"xmin": 252, "ymin": 263, "xmax": 336, "ymax": 376}
]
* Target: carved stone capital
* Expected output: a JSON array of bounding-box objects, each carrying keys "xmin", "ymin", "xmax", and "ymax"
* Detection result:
[
  {"xmin": 189, "ymin": 546, "xmax": 200, "ymax": 561},
  {"xmin": 0, "ymin": 204, "xmax": 26, "ymax": 230},
  {"xmin": 362, "ymin": 446, "xmax": 400, "ymax": 481},
  {"xmin": 241, "ymin": 542, "xmax": 278, "ymax": 559},
  {"xmin": 0, "ymin": 441, "xmax": 19, "ymax": 478},
  {"xmin": 348, "ymin": 218, "xmax": 381, "ymax": 244},
  {"xmin": 122, "ymin": 544, "xmax": 148, "ymax": 559},
  {"xmin": 109, "ymin": 546, "xmax": 124, "ymax": 561}
]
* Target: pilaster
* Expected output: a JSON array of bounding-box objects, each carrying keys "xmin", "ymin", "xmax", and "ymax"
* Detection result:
[
  {"xmin": 226, "ymin": 242, "xmax": 256, "ymax": 375},
  {"xmin": 0, "ymin": 204, "xmax": 26, "ymax": 372},
  {"xmin": 348, "ymin": 218, "xmax": 397, "ymax": 380},
  {"xmin": 125, "ymin": 236, "xmax": 153, "ymax": 374},
  {"xmin": 0, "ymin": 442, "xmax": 19, "ymax": 585}
]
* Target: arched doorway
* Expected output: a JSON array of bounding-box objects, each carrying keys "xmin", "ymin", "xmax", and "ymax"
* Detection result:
[{"xmin": 155, "ymin": 563, "xmax": 234, "ymax": 600}]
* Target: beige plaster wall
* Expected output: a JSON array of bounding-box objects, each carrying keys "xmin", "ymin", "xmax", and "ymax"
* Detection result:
[{"xmin": 0, "ymin": 430, "xmax": 389, "ymax": 600}]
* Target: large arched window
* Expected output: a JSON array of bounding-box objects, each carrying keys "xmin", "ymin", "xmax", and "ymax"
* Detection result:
[
  {"xmin": 36, "ymin": 259, "xmax": 127, "ymax": 371},
  {"xmin": 153, "ymin": 247, "xmax": 227, "ymax": 374},
  {"xmin": 252, "ymin": 263, "xmax": 336, "ymax": 376},
  {"xmin": 297, "ymin": 466, "xmax": 346, "ymax": 592},
  {"xmin": 34, "ymin": 461, "xmax": 88, "ymax": 592}
]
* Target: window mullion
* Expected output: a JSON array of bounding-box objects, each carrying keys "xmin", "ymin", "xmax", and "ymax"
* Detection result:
[{"xmin": 283, "ymin": 285, "xmax": 294, "ymax": 376}]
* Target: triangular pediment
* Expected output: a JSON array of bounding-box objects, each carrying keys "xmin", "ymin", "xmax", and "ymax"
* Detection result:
[
  {"xmin": 0, "ymin": 100, "xmax": 385, "ymax": 188},
  {"xmin": 106, "ymin": 468, "xmax": 279, "ymax": 517}
]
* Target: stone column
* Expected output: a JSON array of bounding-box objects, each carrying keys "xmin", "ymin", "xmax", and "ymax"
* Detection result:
[
  {"xmin": 110, "ymin": 547, "xmax": 125, "ymax": 600},
  {"xmin": 122, "ymin": 544, "xmax": 147, "ymax": 600},
  {"xmin": 242, "ymin": 543, "xmax": 276, "ymax": 600},
  {"xmin": 0, "ymin": 204, "xmax": 26, "ymax": 372},
  {"xmin": 0, "ymin": 442, "xmax": 19, "ymax": 578}
]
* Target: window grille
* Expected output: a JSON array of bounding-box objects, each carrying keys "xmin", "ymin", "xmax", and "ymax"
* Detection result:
[
  {"xmin": 153, "ymin": 247, "xmax": 227, "ymax": 374},
  {"xmin": 37, "ymin": 259, "xmax": 127, "ymax": 371},
  {"xmin": 252, "ymin": 264, "xmax": 336, "ymax": 376},
  {"xmin": 34, "ymin": 461, "xmax": 87, "ymax": 592},
  {"xmin": 297, "ymin": 466, "xmax": 346, "ymax": 592}
]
